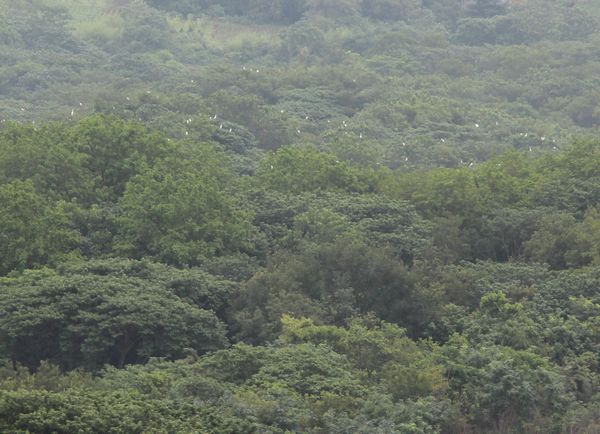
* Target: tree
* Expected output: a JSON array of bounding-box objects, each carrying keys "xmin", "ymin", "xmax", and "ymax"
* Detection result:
[
  {"xmin": 116, "ymin": 144, "xmax": 255, "ymax": 265},
  {"xmin": 256, "ymin": 145, "xmax": 378, "ymax": 194},
  {"xmin": 441, "ymin": 339, "xmax": 568, "ymax": 431},
  {"xmin": 281, "ymin": 315, "xmax": 447, "ymax": 399},
  {"xmin": 281, "ymin": 0, "xmax": 309, "ymax": 23},
  {"xmin": 466, "ymin": 0, "xmax": 509, "ymax": 18},
  {"xmin": 280, "ymin": 22, "xmax": 326, "ymax": 60},
  {"xmin": 69, "ymin": 115, "xmax": 174, "ymax": 203},
  {"xmin": 0, "ymin": 122, "xmax": 89, "ymax": 201},
  {"xmin": 116, "ymin": 5, "xmax": 172, "ymax": 52},
  {"xmin": 0, "ymin": 180, "xmax": 80, "ymax": 275},
  {"xmin": 252, "ymin": 343, "xmax": 364, "ymax": 397},
  {"xmin": 0, "ymin": 1, "xmax": 77, "ymax": 51},
  {"xmin": 0, "ymin": 264, "xmax": 228, "ymax": 370},
  {"xmin": 359, "ymin": 0, "xmax": 419, "ymax": 21},
  {"xmin": 60, "ymin": 258, "xmax": 239, "ymax": 318},
  {"xmin": 231, "ymin": 237, "xmax": 422, "ymax": 343},
  {"xmin": 306, "ymin": 0, "xmax": 360, "ymax": 18},
  {"xmin": 523, "ymin": 213, "xmax": 587, "ymax": 269}
]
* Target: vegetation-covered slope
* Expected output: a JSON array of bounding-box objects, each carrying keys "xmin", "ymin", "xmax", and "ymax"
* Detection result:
[{"xmin": 1, "ymin": 1, "xmax": 600, "ymax": 433}]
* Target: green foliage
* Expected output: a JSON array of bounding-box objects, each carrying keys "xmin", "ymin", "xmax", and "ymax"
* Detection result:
[
  {"xmin": 0, "ymin": 180, "xmax": 80, "ymax": 274},
  {"xmin": 70, "ymin": 115, "xmax": 174, "ymax": 203},
  {"xmin": 281, "ymin": 316, "xmax": 447, "ymax": 399},
  {"xmin": 0, "ymin": 368, "xmax": 247, "ymax": 433},
  {"xmin": 523, "ymin": 213, "xmax": 587, "ymax": 269},
  {"xmin": 252, "ymin": 343, "xmax": 364, "ymax": 396},
  {"xmin": 2, "ymin": 1, "xmax": 600, "ymax": 432},
  {"xmin": 360, "ymin": 0, "xmax": 419, "ymax": 22},
  {"xmin": 231, "ymin": 236, "xmax": 426, "ymax": 343},
  {"xmin": 466, "ymin": 0, "xmax": 509, "ymax": 18},
  {"xmin": 116, "ymin": 144, "xmax": 254, "ymax": 265},
  {"xmin": 442, "ymin": 339, "xmax": 569, "ymax": 431},
  {"xmin": 256, "ymin": 145, "xmax": 379, "ymax": 193},
  {"xmin": 280, "ymin": 21, "xmax": 326, "ymax": 59},
  {"xmin": 0, "ymin": 115, "xmax": 174, "ymax": 204},
  {"xmin": 0, "ymin": 261, "xmax": 228, "ymax": 370},
  {"xmin": 0, "ymin": 122, "xmax": 89, "ymax": 201}
]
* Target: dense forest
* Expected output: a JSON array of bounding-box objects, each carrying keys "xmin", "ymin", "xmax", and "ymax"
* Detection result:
[{"xmin": 1, "ymin": 0, "xmax": 600, "ymax": 432}]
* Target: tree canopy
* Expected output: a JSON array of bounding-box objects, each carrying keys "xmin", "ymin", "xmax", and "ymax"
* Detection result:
[{"xmin": 1, "ymin": 0, "xmax": 600, "ymax": 432}]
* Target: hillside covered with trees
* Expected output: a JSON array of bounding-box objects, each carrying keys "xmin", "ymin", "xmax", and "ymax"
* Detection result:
[{"xmin": 1, "ymin": 0, "xmax": 600, "ymax": 432}]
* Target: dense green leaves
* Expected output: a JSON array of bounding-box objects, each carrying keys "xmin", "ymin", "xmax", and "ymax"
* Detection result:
[
  {"xmin": 2, "ymin": 116, "xmax": 600, "ymax": 433},
  {"xmin": 0, "ymin": 260, "xmax": 229, "ymax": 370},
  {"xmin": 256, "ymin": 145, "xmax": 379, "ymax": 194},
  {"xmin": 116, "ymin": 145, "xmax": 254, "ymax": 265},
  {"xmin": 0, "ymin": 180, "xmax": 80, "ymax": 274},
  {"xmin": 2, "ymin": 1, "xmax": 600, "ymax": 432}
]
